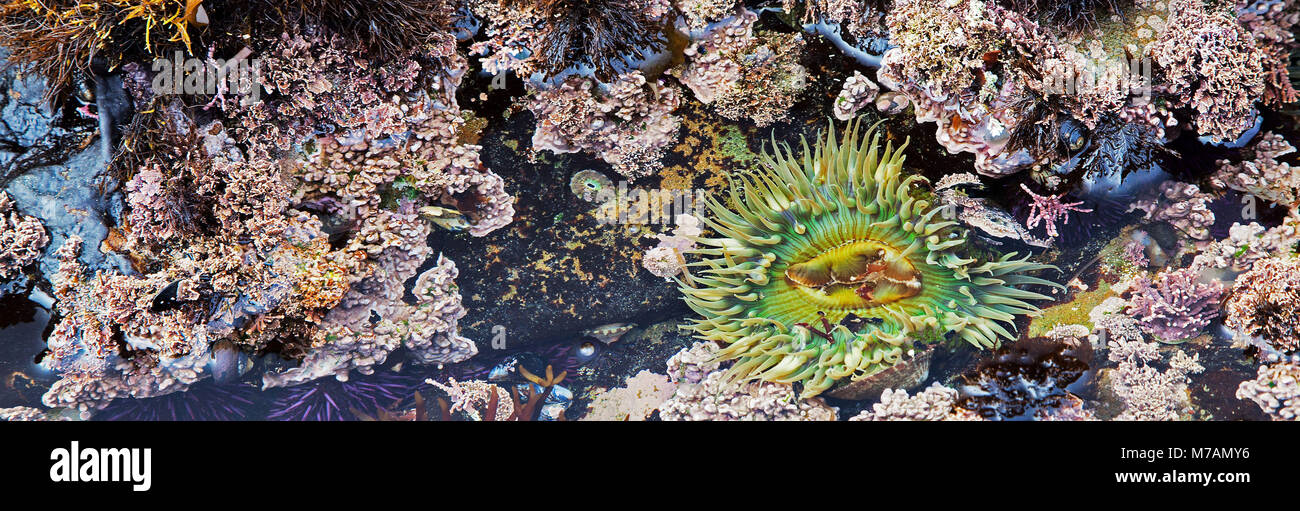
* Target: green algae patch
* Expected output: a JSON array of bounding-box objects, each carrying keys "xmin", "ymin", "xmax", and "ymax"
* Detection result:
[{"xmin": 1028, "ymin": 281, "xmax": 1114, "ymax": 338}]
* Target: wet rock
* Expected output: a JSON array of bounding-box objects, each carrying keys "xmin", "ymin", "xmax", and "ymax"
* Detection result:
[
  {"xmin": 1, "ymin": 49, "xmax": 128, "ymax": 281},
  {"xmin": 0, "ymin": 72, "xmax": 56, "ymax": 147},
  {"xmin": 5, "ymin": 147, "xmax": 126, "ymax": 278},
  {"xmin": 0, "ymin": 289, "xmax": 52, "ymax": 408}
]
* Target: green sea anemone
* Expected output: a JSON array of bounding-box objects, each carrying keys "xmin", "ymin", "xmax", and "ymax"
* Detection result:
[
  {"xmin": 570, "ymin": 169, "xmax": 614, "ymax": 202},
  {"xmin": 679, "ymin": 120, "xmax": 1062, "ymax": 398}
]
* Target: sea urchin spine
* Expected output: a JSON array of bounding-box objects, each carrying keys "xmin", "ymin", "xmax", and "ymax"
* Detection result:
[{"xmin": 679, "ymin": 120, "xmax": 1061, "ymax": 397}]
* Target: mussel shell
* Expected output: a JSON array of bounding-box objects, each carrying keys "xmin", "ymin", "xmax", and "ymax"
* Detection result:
[{"xmin": 1059, "ymin": 119, "xmax": 1088, "ymax": 152}]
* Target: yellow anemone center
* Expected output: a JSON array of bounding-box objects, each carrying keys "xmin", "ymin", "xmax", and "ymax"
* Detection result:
[{"xmin": 784, "ymin": 239, "xmax": 922, "ymax": 311}]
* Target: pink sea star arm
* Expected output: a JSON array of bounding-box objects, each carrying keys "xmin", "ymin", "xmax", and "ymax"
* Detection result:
[{"xmin": 1020, "ymin": 184, "xmax": 1093, "ymax": 238}]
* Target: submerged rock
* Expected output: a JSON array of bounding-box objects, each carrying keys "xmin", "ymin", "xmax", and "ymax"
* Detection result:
[{"xmin": 1, "ymin": 54, "xmax": 128, "ymax": 282}]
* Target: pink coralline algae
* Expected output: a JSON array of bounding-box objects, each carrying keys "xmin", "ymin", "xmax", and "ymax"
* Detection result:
[
  {"xmin": 1212, "ymin": 131, "xmax": 1299, "ymax": 208},
  {"xmin": 116, "ymin": 119, "xmax": 366, "ymax": 358},
  {"xmin": 849, "ymin": 383, "xmax": 983, "ymax": 421},
  {"xmin": 1020, "ymin": 184, "xmax": 1092, "ymax": 238},
  {"xmin": 529, "ymin": 71, "xmax": 682, "ymax": 179},
  {"xmin": 833, "ymin": 71, "xmax": 880, "ymax": 121},
  {"xmin": 1124, "ymin": 267, "xmax": 1225, "ymax": 343},
  {"xmin": 1224, "ymin": 256, "xmax": 1300, "ymax": 355},
  {"xmin": 1236, "ymin": 362, "xmax": 1300, "ymax": 421},
  {"xmin": 665, "ymin": 341, "xmax": 721, "ymax": 385},
  {"xmin": 123, "ymin": 166, "xmax": 180, "ymax": 245},
  {"xmin": 658, "ymin": 341, "xmax": 837, "ymax": 421},
  {"xmin": 33, "ymin": 20, "xmax": 509, "ymax": 412},
  {"xmin": 1103, "ymin": 338, "xmax": 1205, "ymax": 421},
  {"xmin": 580, "ymin": 370, "xmax": 676, "ymax": 421},
  {"xmin": 1150, "ymin": 0, "xmax": 1266, "ymax": 143},
  {"xmin": 658, "ymin": 369, "xmax": 839, "ymax": 421},
  {"xmin": 879, "ymin": 0, "xmax": 1005, "ymax": 106},
  {"xmin": 232, "ymin": 26, "xmax": 464, "ymax": 153},
  {"xmin": 641, "ymin": 214, "xmax": 702, "ymax": 279},
  {"xmin": 681, "ymin": 0, "xmax": 742, "ymax": 31},
  {"xmin": 1128, "ymin": 181, "xmax": 1215, "ymax": 244},
  {"xmin": 251, "ymin": 210, "xmax": 477, "ymax": 389},
  {"xmin": 0, "ymin": 191, "xmax": 47, "ymax": 282},
  {"xmin": 1124, "ymin": 239, "xmax": 1150, "ymax": 269},
  {"xmin": 1091, "ymin": 296, "xmax": 1145, "ymax": 344},
  {"xmin": 467, "ymin": 0, "xmax": 545, "ymax": 77},
  {"xmin": 674, "ymin": 10, "xmax": 809, "ymax": 127},
  {"xmin": 1236, "ymin": 0, "xmax": 1299, "ymax": 107},
  {"xmin": 243, "ymin": 25, "xmax": 513, "ymax": 237},
  {"xmin": 298, "ymin": 107, "xmax": 515, "ymax": 236},
  {"xmin": 790, "ymin": 0, "xmax": 890, "ymax": 44},
  {"xmin": 0, "ymin": 406, "xmax": 71, "ymax": 421},
  {"xmin": 1191, "ymin": 212, "xmax": 1300, "ymax": 273},
  {"xmin": 264, "ymin": 252, "xmax": 478, "ymax": 388},
  {"xmin": 40, "ymin": 236, "xmax": 215, "ymax": 417},
  {"xmin": 876, "ymin": 0, "xmax": 1278, "ymax": 178},
  {"xmin": 877, "ymin": 0, "xmax": 1038, "ymax": 176}
]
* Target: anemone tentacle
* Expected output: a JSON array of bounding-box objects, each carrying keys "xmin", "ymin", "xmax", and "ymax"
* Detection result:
[{"xmin": 679, "ymin": 119, "xmax": 1062, "ymax": 398}]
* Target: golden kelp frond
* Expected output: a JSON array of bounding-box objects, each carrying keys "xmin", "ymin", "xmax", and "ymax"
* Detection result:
[{"xmin": 0, "ymin": 0, "xmax": 199, "ymax": 104}]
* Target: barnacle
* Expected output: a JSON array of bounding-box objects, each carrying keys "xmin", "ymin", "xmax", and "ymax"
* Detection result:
[{"xmin": 679, "ymin": 120, "xmax": 1062, "ymax": 398}]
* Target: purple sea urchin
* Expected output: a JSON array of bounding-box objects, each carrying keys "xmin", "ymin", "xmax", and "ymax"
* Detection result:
[
  {"xmin": 267, "ymin": 372, "xmax": 417, "ymax": 421},
  {"xmin": 96, "ymin": 382, "xmax": 258, "ymax": 421},
  {"xmin": 680, "ymin": 120, "xmax": 1062, "ymax": 398}
]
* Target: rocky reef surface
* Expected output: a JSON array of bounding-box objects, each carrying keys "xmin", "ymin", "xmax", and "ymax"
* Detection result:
[{"xmin": 0, "ymin": 0, "xmax": 1297, "ymax": 421}]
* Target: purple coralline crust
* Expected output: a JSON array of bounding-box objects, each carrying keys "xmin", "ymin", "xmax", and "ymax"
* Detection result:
[{"xmin": 1124, "ymin": 268, "xmax": 1224, "ymax": 342}]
